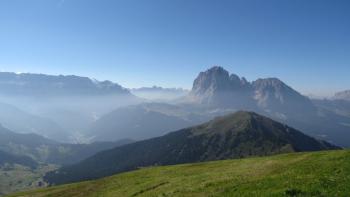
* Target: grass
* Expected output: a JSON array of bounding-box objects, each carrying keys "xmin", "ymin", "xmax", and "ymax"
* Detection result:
[
  {"xmin": 9, "ymin": 150, "xmax": 350, "ymax": 197},
  {"xmin": 0, "ymin": 164, "xmax": 56, "ymax": 196}
]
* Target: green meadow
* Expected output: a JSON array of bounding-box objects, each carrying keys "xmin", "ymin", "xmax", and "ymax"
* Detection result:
[{"xmin": 10, "ymin": 150, "xmax": 350, "ymax": 197}]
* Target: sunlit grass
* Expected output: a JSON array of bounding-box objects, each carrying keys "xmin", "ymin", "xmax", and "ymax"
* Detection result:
[{"xmin": 10, "ymin": 150, "xmax": 350, "ymax": 197}]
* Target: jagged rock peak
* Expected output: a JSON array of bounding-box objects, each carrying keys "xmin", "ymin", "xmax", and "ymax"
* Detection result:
[{"xmin": 191, "ymin": 66, "xmax": 250, "ymax": 94}]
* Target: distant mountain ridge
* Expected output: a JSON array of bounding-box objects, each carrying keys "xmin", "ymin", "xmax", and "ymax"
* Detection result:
[
  {"xmin": 0, "ymin": 72, "xmax": 131, "ymax": 97},
  {"xmin": 131, "ymin": 86, "xmax": 188, "ymax": 93},
  {"xmin": 130, "ymin": 86, "xmax": 189, "ymax": 101},
  {"xmin": 0, "ymin": 72, "xmax": 141, "ymax": 142},
  {"xmin": 333, "ymin": 90, "xmax": 350, "ymax": 101},
  {"xmin": 45, "ymin": 111, "xmax": 338, "ymax": 185}
]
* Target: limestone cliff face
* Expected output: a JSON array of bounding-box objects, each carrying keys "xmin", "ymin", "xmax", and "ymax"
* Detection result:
[
  {"xmin": 189, "ymin": 66, "xmax": 253, "ymax": 108},
  {"xmin": 188, "ymin": 66, "xmax": 316, "ymax": 117}
]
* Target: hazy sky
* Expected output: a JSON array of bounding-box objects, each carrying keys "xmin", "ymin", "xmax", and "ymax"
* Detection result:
[{"xmin": 0, "ymin": 0, "xmax": 349, "ymax": 97}]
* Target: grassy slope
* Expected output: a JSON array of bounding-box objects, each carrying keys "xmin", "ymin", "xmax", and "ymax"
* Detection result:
[{"xmin": 10, "ymin": 150, "xmax": 350, "ymax": 197}]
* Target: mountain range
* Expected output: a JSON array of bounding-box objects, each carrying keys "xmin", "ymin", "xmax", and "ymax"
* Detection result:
[
  {"xmin": 76, "ymin": 66, "xmax": 350, "ymax": 147},
  {"xmin": 312, "ymin": 90, "xmax": 350, "ymax": 118},
  {"xmin": 333, "ymin": 90, "xmax": 350, "ymax": 101},
  {"xmin": 187, "ymin": 66, "xmax": 315, "ymax": 115},
  {"xmin": 0, "ymin": 72, "xmax": 130, "ymax": 97},
  {"xmin": 181, "ymin": 66, "xmax": 350, "ymax": 147},
  {"xmin": 0, "ymin": 67, "xmax": 348, "ymax": 195},
  {"xmin": 313, "ymin": 99, "xmax": 350, "ymax": 118},
  {"xmin": 0, "ymin": 67, "xmax": 349, "ymax": 147},
  {"xmin": 0, "ymin": 72, "xmax": 141, "ymax": 142},
  {"xmin": 44, "ymin": 111, "xmax": 338, "ymax": 185},
  {"xmin": 130, "ymin": 86, "xmax": 189, "ymax": 101}
]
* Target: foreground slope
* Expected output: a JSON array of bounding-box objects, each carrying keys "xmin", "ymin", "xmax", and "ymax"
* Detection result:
[
  {"xmin": 45, "ymin": 111, "xmax": 338, "ymax": 185},
  {"xmin": 11, "ymin": 150, "xmax": 350, "ymax": 197}
]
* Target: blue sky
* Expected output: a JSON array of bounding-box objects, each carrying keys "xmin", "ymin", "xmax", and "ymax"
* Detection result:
[{"xmin": 0, "ymin": 0, "xmax": 349, "ymax": 97}]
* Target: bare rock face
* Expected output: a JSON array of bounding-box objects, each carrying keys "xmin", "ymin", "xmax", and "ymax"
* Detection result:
[
  {"xmin": 189, "ymin": 66, "xmax": 253, "ymax": 108},
  {"xmin": 252, "ymin": 78, "xmax": 315, "ymax": 115},
  {"xmin": 191, "ymin": 66, "xmax": 233, "ymax": 94},
  {"xmin": 191, "ymin": 66, "xmax": 251, "ymax": 94},
  {"xmin": 334, "ymin": 90, "xmax": 350, "ymax": 101},
  {"xmin": 188, "ymin": 66, "xmax": 316, "ymax": 117}
]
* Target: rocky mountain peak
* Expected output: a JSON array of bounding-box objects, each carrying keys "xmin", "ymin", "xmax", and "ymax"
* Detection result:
[
  {"xmin": 252, "ymin": 77, "xmax": 315, "ymax": 115},
  {"xmin": 191, "ymin": 66, "xmax": 250, "ymax": 96},
  {"xmin": 191, "ymin": 66, "xmax": 231, "ymax": 94},
  {"xmin": 187, "ymin": 66, "xmax": 316, "ymax": 117}
]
